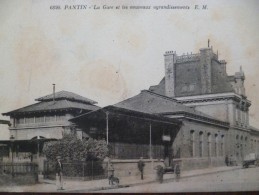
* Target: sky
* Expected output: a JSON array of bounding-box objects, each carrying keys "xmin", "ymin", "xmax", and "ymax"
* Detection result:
[{"xmin": 0, "ymin": 0, "xmax": 259, "ymax": 139}]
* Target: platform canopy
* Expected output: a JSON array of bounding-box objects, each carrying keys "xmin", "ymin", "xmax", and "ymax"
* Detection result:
[{"xmin": 70, "ymin": 105, "xmax": 182, "ymax": 126}]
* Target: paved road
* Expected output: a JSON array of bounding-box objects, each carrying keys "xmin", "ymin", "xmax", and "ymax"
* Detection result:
[{"xmin": 96, "ymin": 166, "xmax": 259, "ymax": 192}]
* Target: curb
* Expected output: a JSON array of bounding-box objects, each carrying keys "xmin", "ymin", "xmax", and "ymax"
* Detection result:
[
  {"xmin": 66, "ymin": 166, "xmax": 241, "ymax": 192},
  {"xmin": 163, "ymin": 166, "xmax": 241, "ymax": 183}
]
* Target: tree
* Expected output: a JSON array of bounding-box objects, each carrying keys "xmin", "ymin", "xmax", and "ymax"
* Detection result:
[{"xmin": 42, "ymin": 134, "xmax": 108, "ymax": 162}]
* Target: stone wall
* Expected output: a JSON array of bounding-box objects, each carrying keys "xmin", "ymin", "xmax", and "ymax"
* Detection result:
[
  {"xmin": 110, "ymin": 159, "xmax": 164, "ymax": 178},
  {"xmin": 193, "ymin": 101, "xmax": 229, "ymax": 123},
  {"xmin": 175, "ymin": 61, "xmax": 201, "ymax": 97},
  {"xmin": 172, "ymin": 119, "xmax": 228, "ymax": 159},
  {"xmin": 227, "ymin": 128, "xmax": 251, "ymax": 162},
  {"xmin": 175, "ymin": 156, "xmax": 225, "ymax": 171}
]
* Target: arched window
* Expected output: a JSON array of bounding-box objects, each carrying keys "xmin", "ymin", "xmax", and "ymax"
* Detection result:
[
  {"xmin": 240, "ymin": 136, "xmax": 243, "ymax": 158},
  {"xmin": 190, "ymin": 130, "xmax": 195, "ymax": 157},
  {"xmin": 207, "ymin": 133, "xmax": 211, "ymax": 157},
  {"xmin": 221, "ymin": 135, "xmax": 225, "ymax": 156},
  {"xmin": 215, "ymin": 134, "xmax": 218, "ymax": 157},
  {"xmin": 199, "ymin": 131, "xmax": 203, "ymax": 157}
]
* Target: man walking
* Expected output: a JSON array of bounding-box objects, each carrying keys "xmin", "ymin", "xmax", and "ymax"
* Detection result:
[
  {"xmin": 174, "ymin": 163, "xmax": 181, "ymax": 182},
  {"xmin": 138, "ymin": 157, "xmax": 145, "ymax": 180},
  {"xmin": 55, "ymin": 156, "xmax": 64, "ymax": 190}
]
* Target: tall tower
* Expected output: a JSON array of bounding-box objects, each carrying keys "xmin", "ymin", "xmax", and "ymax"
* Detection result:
[{"xmin": 164, "ymin": 51, "xmax": 176, "ymax": 98}]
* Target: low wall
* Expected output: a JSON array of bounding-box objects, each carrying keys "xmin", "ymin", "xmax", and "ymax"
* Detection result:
[
  {"xmin": 175, "ymin": 157, "xmax": 225, "ymax": 171},
  {"xmin": 110, "ymin": 159, "xmax": 164, "ymax": 178}
]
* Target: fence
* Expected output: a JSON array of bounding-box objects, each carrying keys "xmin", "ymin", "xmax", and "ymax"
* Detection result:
[
  {"xmin": 44, "ymin": 160, "xmax": 107, "ymax": 180},
  {"xmin": 0, "ymin": 162, "xmax": 38, "ymax": 175}
]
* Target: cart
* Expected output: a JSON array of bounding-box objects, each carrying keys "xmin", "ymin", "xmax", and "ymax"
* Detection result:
[{"xmin": 242, "ymin": 153, "xmax": 259, "ymax": 168}]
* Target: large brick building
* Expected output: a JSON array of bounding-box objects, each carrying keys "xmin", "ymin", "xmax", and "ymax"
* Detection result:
[{"xmin": 149, "ymin": 46, "xmax": 259, "ymax": 168}]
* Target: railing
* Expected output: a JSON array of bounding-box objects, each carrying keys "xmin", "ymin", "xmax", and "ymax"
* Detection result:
[
  {"xmin": 44, "ymin": 160, "xmax": 106, "ymax": 180},
  {"xmin": 0, "ymin": 162, "xmax": 38, "ymax": 175}
]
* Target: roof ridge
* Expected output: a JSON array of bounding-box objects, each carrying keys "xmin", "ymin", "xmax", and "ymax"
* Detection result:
[
  {"xmin": 3, "ymin": 99, "xmax": 100, "ymax": 116},
  {"xmin": 35, "ymin": 90, "xmax": 97, "ymax": 104},
  {"xmin": 141, "ymin": 90, "xmax": 180, "ymax": 103}
]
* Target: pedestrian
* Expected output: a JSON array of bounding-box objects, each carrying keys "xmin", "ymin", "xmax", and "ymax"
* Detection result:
[
  {"xmin": 107, "ymin": 158, "xmax": 115, "ymax": 185},
  {"xmin": 225, "ymin": 155, "xmax": 229, "ymax": 166},
  {"xmin": 55, "ymin": 156, "xmax": 64, "ymax": 190},
  {"xmin": 155, "ymin": 165, "xmax": 164, "ymax": 183},
  {"xmin": 137, "ymin": 157, "xmax": 145, "ymax": 180},
  {"xmin": 174, "ymin": 163, "xmax": 180, "ymax": 182}
]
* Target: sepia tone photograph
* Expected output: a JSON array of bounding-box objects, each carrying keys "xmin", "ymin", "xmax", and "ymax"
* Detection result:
[{"xmin": 0, "ymin": 0, "xmax": 258, "ymax": 193}]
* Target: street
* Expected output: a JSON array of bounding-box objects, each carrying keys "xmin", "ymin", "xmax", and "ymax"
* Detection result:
[{"xmin": 95, "ymin": 166, "xmax": 259, "ymax": 192}]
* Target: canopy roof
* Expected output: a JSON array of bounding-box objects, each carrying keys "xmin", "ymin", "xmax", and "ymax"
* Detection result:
[
  {"xmin": 71, "ymin": 90, "xmax": 228, "ymax": 128},
  {"xmin": 70, "ymin": 105, "xmax": 182, "ymax": 126}
]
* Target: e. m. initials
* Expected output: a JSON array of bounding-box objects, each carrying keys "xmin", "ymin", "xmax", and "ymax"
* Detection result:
[{"xmin": 195, "ymin": 5, "xmax": 208, "ymax": 10}]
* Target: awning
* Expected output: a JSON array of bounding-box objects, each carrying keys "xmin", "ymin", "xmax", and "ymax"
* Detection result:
[{"xmin": 70, "ymin": 105, "xmax": 182, "ymax": 126}]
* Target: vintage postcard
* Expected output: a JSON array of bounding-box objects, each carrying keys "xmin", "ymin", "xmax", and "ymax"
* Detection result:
[{"xmin": 0, "ymin": 0, "xmax": 258, "ymax": 193}]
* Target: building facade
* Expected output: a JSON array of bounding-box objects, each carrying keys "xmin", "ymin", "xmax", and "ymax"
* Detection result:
[
  {"xmin": 1, "ymin": 90, "xmax": 99, "ymax": 170},
  {"xmin": 1, "ymin": 45, "xmax": 259, "ymax": 174},
  {"xmin": 149, "ymin": 46, "xmax": 259, "ymax": 167}
]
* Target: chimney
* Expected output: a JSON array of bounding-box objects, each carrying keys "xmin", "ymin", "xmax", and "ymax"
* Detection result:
[
  {"xmin": 53, "ymin": 84, "xmax": 56, "ymax": 103},
  {"xmin": 164, "ymin": 51, "xmax": 176, "ymax": 98},
  {"xmin": 200, "ymin": 48, "xmax": 213, "ymax": 94}
]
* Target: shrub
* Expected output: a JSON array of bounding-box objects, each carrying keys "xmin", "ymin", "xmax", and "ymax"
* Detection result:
[{"xmin": 42, "ymin": 134, "xmax": 108, "ymax": 162}]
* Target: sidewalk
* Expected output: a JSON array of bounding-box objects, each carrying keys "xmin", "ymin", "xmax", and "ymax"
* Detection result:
[{"xmin": 0, "ymin": 166, "xmax": 241, "ymax": 192}]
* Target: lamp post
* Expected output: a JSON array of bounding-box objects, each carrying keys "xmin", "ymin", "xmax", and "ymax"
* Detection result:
[{"xmin": 10, "ymin": 135, "xmax": 15, "ymax": 178}]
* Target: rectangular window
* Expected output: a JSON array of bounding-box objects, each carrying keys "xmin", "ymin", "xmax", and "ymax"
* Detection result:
[
  {"xmin": 25, "ymin": 117, "xmax": 34, "ymax": 124},
  {"xmin": 17, "ymin": 118, "xmax": 25, "ymax": 124},
  {"xmin": 56, "ymin": 115, "xmax": 65, "ymax": 121},
  {"xmin": 35, "ymin": 116, "xmax": 45, "ymax": 123},
  {"xmin": 45, "ymin": 116, "xmax": 51, "ymax": 122}
]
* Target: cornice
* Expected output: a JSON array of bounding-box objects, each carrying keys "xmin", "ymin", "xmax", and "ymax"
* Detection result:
[
  {"xmin": 162, "ymin": 111, "xmax": 229, "ymax": 129},
  {"xmin": 175, "ymin": 92, "xmax": 251, "ymax": 106}
]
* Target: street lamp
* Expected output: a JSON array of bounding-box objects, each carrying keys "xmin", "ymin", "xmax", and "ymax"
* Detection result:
[{"xmin": 10, "ymin": 135, "xmax": 15, "ymax": 178}]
